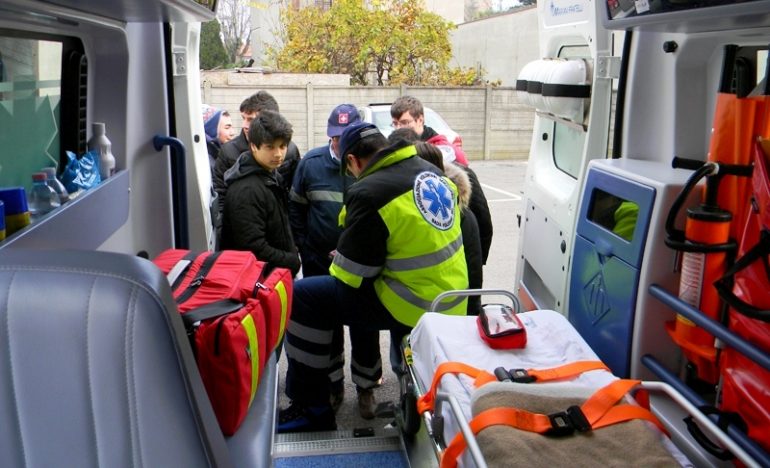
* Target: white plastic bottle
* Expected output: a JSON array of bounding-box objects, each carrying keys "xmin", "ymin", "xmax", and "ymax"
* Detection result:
[
  {"xmin": 88, "ymin": 122, "xmax": 116, "ymax": 179},
  {"xmin": 28, "ymin": 172, "xmax": 60, "ymax": 217},
  {"xmin": 41, "ymin": 167, "xmax": 70, "ymax": 204}
]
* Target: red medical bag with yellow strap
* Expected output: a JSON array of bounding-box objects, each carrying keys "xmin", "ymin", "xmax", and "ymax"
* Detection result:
[
  {"xmin": 715, "ymin": 141, "xmax": 770, "ymax": 454},
  {"xmin": 153, "ymin": 249, "xmax": 293, "ymax": 435}
]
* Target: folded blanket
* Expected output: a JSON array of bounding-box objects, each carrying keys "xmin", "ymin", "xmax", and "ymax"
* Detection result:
[{"xmin": 468, "ymin": 382, "xmax": 679, "ymax": 467}]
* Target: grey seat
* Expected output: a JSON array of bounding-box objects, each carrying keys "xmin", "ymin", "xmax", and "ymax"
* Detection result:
[{"xmin": 0, "ymin": 249, "xmax": 276, "ymax": 468}]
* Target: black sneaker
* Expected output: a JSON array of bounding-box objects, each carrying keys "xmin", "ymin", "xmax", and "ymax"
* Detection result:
[{"xmin": 277, "ymin": 402, "xmax": 337, "ymax": 433}]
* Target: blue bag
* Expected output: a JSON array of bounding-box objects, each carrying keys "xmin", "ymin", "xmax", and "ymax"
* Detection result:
[{"xmin": 61, "ymin": 150, "xmax": 101, "ymax": 193}]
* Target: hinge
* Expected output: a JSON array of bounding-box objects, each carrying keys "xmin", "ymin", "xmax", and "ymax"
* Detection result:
[
  {"xmin": 173, "ymin": 48, "xmax": 187, "ymax": 76},
  {"xmin": 596, "ymin": 56, "xmax": 621, "ymax": 80}
]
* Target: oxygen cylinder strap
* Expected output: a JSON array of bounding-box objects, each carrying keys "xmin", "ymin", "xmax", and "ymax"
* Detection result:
[
  {"xmin": 416, "ymin": 360, "xmax": 609, "ymax": 414},
  {"xmin": 439, "ymin": 379, "xmax": 664, "ymax": 468}
]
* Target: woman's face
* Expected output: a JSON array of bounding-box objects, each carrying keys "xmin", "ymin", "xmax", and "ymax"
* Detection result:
[{"xmin": 218, "ymin": 114, "xmax": 235, "ymax": 144}]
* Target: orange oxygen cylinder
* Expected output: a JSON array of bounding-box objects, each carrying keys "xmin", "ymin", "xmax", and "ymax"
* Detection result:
[
  {"xmin": 665, "ymin": 160, "xmax": 747, "ymax": 385},
  {"xmin": 671, "ymin": 207, "xmax": 732, "ymax": 383}
]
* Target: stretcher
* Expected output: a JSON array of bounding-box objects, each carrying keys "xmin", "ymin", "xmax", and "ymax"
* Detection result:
[{"xmin": 395, "ymin": 290, "xmax": 759, "ymax": 468}]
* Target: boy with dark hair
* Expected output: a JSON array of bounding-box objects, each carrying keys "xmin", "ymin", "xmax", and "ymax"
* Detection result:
[
  {"xmin": 220, "ymin": 110, "xmax": 301, "ymax": 275},
  {"xmin": 212, "ymin": 91, "xmax": 301, "ymax": 248}
]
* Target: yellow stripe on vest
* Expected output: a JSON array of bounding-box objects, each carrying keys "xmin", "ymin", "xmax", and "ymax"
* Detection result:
[
  {"xmin": 275, "ymin": 281, "xmax": 289, "ymax": 342},
  {"xmin": 240, "ymin": 313, "xmax": 260, "ymax": 405}
]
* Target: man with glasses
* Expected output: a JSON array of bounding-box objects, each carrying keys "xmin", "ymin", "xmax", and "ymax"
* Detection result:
[{"xmin": 390, "ymin": 95, "xmax": 469, "ymax": 166}]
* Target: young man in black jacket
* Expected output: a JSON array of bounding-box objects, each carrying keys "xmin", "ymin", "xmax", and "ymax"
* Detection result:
[
  {"xmin": 220, "ymin": 110, "xmax": 300, "ymax": 276},
  {"xmin": 212, "ymin": 91, "xmax": 301, "ymax": 248}
]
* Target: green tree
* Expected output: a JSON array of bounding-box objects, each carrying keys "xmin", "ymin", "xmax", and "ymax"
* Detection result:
[
  {"xmin": 200, "ymin": 19, "xmax": 229, "ymax": 69},
  {"xmin": 267, "ymin": 0, "xmax": 487, "ymax": 86}
]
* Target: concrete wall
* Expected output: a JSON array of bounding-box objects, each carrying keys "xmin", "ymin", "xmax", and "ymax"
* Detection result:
[
  {"xmin": 201, "ymin": 80, "xmax": 534, "ymax": 161},
  {"xmin": 424, "ymin": 0, "xmax": 464, "ymax": 25},
  {"xmin": 450, "ymin": 7, "xmax": 539, "ymax": 87}
]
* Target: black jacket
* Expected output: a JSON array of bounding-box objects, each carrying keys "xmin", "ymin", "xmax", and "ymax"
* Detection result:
[
  {"xmin": 212, "ymin": 130, "xmax": 300, "ymax": 249},
  {"xmin": 463, "ymin": 166, "xmax": 493, "ymax": 264},
  {"xmin": 213, "ymin": 130, "xmax": 301, "ymax": 214},
  {"xmin": 220, "ymin": 151, "xmax": 300, "ymax": 275},
  {"xmin": 445, "ymin": 163, "xmax": 483, "ymax": 315}
]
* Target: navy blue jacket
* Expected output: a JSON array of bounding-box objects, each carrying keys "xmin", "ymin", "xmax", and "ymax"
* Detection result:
[{"xmin": 289, "ymin": 144, "xmax": 354, "ymax": 275}]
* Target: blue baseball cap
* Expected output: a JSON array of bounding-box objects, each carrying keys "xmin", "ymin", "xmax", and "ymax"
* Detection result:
[
  {"xmin": 338, "ymin": 122, "xmax": 383, "ymax": 175},
  {"xmin": 327, "ymin": 104, "xmax": 361, "ymax": 138}
]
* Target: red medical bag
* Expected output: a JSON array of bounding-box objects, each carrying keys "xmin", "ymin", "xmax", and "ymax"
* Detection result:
[
  {"xmin": 153, "ymin": 249, "xmax": 292, "ymax": 435},
  {"xmin": 154, "ymin": 249, "xmax": 265, "ymax": 312}
]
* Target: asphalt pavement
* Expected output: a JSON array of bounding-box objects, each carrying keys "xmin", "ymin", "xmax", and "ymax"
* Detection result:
[{"xmin": 277, "ymin": 159, "xmax": 529, "ymax": 432}]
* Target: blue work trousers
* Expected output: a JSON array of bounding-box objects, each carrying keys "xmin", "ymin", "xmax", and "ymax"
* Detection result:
[
  {"xmin": 301, "ymin": 251, "xmax": 383, "ymax": 390},
  {"xmin": 284, "ymin": 275, "xmax": 410, "ymax": 406}
]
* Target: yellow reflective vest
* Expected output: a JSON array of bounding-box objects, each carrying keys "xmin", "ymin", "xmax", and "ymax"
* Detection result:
[{"xmin": 329, "ymin": 144, "xmax": 468, "ymax": 327}]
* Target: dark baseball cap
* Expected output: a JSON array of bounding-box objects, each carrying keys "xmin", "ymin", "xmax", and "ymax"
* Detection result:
[
  {"xmin": 327, "ymin": 104, "xmax": 361, "ymax": 138},
  {"xmin": 338, "ymin": 122, "xmax": 383, "ymax": 175}
]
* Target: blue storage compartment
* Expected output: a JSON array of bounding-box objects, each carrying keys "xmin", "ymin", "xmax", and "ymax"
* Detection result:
[{"xmin": 569, "ymin": 167, "xmax": 655, "ymax": 377}]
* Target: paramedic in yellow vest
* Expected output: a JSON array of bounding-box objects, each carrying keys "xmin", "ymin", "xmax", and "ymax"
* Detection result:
[{"xmin": 278, "ymin": 122, "xmax": 468, "ymax": 432}]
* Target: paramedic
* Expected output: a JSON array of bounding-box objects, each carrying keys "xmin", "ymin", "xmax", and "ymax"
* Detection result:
[
  {"xmin": 288, "ymin": 104, "xmax": 381, "ymax": 419},
  {"xmin": 220, "ymin": 110, "xmax": 300, "ymax": 276},
  {"xmin": 278, "ymin": 122, "xmax": 468, "ymax": 432}
]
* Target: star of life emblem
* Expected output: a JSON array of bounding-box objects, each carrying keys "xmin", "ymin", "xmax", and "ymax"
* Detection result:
[{"xmin": 414, "ymin": 171, "xmax": 455, "ymax": 230}]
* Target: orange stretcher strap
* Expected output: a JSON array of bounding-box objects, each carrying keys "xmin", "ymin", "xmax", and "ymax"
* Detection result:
[
  {"xmin": 416, "ymin": 360, "xmax": 610, "ymax": 414},
  {"xmin": 439, "ymin": 379, "xmax": 665, "ymax": 468}
]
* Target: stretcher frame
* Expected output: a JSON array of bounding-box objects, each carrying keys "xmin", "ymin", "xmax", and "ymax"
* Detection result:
[{"xmin": 396, "ymin": 289, "xmax": 764, "ymax": 468}]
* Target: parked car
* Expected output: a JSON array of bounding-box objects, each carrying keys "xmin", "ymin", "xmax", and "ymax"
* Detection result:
[{"xmin": 358, "ymin": 103, "xmax": 463, "ymax": 148}]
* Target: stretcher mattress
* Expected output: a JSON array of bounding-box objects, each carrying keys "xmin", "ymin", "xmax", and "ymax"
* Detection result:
[{"xmin": 409, "ymin": 309, "xmax": 690, "ymax": 467}]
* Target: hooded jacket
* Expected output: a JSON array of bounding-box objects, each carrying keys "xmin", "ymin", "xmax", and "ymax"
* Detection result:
[
  {"xmin": 445, "ymin": 162, "xmax": 484, "ymax": 315},
  {"xmin": 220, "ymin": 151, "xmax": 300, "ymax": 275},
  {"xmin": 211, "ymin": 130, "xmax": 301, "ymax": 249},
  {"xmin": 213, "ymin": 130, "xmax": 301, "ymax": 210},
  {"xmin": 202, "ymin": 105, "xmax": 223, "ymax": 173}
]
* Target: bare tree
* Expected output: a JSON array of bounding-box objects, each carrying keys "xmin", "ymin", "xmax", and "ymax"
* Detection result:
[
  {"xmin": 217, "ymin": 0, "xmax": 251, "ymax": 65},
  {"xmin": 465, "ymin": 0, "xmax": 479, "ymax": 21}
]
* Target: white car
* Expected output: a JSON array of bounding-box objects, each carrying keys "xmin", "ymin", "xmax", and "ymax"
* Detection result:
[{"xmin": 358, "ymin": 103, "xmax": 463, "ymax": 148}]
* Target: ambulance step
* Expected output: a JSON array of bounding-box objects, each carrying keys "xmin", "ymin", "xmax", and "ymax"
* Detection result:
[{"xmin": 274, "ymin": 428, "xmax": 407, "ymax": 466}]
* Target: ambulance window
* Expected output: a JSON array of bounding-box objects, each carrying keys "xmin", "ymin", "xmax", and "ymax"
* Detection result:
[
  {"xmin": 588, "ymin": 188, "xmax": 639, "ymax": 242},
  {"xmin": 0, "ymin": 33, "xmax": 85, "ymax": 192},
  {"xmin": 552, "ymin": 45, "xmax": 590, "ymax": 179},
  {"xmin": 553, "ymin": 124, "xmax": 583, "ymax": 178}
]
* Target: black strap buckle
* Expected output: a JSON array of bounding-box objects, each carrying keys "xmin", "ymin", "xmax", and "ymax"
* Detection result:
[
  {"xmin": 509, "ymin": 368, "xmax": 536, "ymax": 383},
  {"xmin": 546, "ymin": 405, "xmax": 591, "ymax": 436}
]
